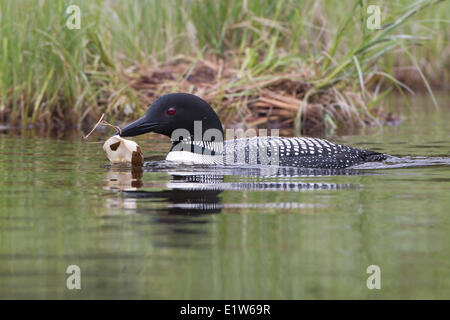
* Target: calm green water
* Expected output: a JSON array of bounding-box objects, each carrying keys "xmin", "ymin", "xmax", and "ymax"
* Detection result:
[{"xmin": 0, "ymin": 95, "xmax": 449, "ymax": 299}]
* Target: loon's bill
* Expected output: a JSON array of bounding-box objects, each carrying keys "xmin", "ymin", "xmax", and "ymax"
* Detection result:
[{"xmin": 119, "ymin": 93, "xmax": 387, "ymax": 169}]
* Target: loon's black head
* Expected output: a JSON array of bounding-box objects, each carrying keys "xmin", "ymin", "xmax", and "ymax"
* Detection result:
[{"xmin": 119, "ymin": 93, "xmax": 223, "ymax": 141}]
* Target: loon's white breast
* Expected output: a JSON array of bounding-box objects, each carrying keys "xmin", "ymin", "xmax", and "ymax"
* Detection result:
[{"xmin": 165, "ymin": 150, "xmax": 221, "ymax": 164}]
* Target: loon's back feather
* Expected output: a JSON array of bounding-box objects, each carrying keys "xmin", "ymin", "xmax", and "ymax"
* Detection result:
[{"xmin": 167, "ymin": 136, "xmax": 387, "ymax": 169}]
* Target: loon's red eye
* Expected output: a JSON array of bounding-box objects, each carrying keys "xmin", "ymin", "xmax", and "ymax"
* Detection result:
[{"xmin": 167, "ymin": 107, "xmax": 176, "ymax": 115}]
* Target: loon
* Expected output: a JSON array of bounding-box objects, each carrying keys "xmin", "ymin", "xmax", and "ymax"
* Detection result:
[{"xmin": 119, "ymin": 93, "xmax": 387, "ymax": 169}]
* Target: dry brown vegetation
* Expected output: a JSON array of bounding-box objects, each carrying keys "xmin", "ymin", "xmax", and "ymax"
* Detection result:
[{"xmin": 123, "ymin": 55, "xmax": 397, "ymax": 136}]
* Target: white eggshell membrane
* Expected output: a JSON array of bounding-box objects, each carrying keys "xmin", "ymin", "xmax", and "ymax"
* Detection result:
[{"xmin": 103, "ymin": 136, "xmax": 142, "ymax": 164}]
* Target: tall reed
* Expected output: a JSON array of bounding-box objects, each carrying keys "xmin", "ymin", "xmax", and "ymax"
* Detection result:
[{"xmin": 0, "ymin": 0, "xmax": 447, "ymax": 131}]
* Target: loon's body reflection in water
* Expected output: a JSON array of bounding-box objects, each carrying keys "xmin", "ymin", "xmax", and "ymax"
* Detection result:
[
  {"xmin": 103, "ymin": 162, "xmax": 380, "ymax": 248},
  {"xmin": 104, "ymin": 161, "xmax": 377, "ymax": 215}
]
